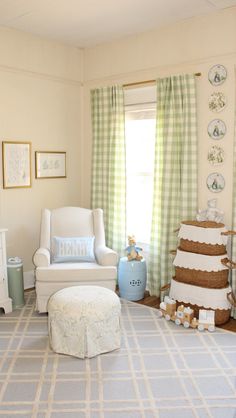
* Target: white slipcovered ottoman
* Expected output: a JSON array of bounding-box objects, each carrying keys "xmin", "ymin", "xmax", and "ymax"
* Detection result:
[{"xmin": 48, "ymin": 285, "xmax": 121, "ymax": 358}]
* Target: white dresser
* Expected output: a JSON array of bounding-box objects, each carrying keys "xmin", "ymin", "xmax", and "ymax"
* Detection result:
[{"xmin": 0, "ymin": 229, "xmax": 12, "ymax": 313}]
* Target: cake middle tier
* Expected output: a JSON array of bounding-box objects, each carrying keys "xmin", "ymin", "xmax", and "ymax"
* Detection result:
[{"xmin": 173, "ymin": 249, "xmax": 229, "ymax": 288}]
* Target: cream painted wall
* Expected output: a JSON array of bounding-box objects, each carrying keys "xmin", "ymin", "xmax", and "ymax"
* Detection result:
[
  {"xmin": 1, "ymin": 8, "xmax": 236, "ymax": 287},
  {"xmin": 83, "ymin": 7, "xmax": 236, "ymax": 228},
  {"xmin": 0, "ymin": 28, "xmax": 83, "ymax": 281}
]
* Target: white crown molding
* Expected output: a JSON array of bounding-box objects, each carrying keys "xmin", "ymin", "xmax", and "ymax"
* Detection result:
[
  {"xmin": 0, "ymin": 63, "xmax": 82, "ymax": 86},
  {"xmin": 84, "ymin": 51, "xmax": 236, "ymax": 87}
]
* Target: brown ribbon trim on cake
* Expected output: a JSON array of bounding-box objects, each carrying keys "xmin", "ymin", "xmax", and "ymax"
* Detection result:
[
  {"xmin": 227, "ymin": 291, "xmax": 236, "ymax": 307},
  {"xmin": 221, "ymin": 258, "xmax": 236, "ymax": 269},
  {"xmin": 160, "ymin": 283, "xmax": 170, "ymax": 292}
]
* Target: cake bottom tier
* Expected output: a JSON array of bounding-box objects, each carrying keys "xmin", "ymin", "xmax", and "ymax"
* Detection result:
[
  {"xmin": 175, "ymin": 267, "xmax": 228, "ymax": 288},
  {"xmin": 169, "ymin": 278, "xmax": 232, "ymax": 325}
]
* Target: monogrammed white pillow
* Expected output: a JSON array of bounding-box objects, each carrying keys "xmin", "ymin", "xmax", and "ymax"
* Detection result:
[{"xmin": 52, "ymin": 236, "xmax": 95, "ymax": 263}]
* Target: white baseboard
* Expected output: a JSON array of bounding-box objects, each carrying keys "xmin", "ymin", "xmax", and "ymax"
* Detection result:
[{"xmin": 23, "ymin": 270, "xmax": 35, "ymax": 289}]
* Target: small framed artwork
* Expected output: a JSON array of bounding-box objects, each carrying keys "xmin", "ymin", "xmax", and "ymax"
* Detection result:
[
  {"xmin": 35, "ymin": 151, "xmax": 66, "ymax": 179},
  {"xmin": 2, "ymin": 141, "xmax": 31, "ymax": 189}
]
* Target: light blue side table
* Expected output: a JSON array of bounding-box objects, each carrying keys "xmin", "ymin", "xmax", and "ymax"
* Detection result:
[{"xmin": 118, "ymin": 257, "xmax": 147, "ymax": 301}]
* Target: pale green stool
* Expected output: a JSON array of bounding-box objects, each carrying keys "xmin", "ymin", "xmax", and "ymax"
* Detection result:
[{"xmin": 7, "ymin": 257, "xmax": 25, "ymax": 309}]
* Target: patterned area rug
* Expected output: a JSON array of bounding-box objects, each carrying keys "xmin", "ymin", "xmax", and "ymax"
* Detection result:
[{"xmin": 0, "ymin": 290, "xmax": 236, "ymax": 418}]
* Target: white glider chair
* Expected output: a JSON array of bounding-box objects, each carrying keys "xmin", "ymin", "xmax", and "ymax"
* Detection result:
[{"xmin": 33, "ymin": 207, "xmax": 118, "ymax": 312}]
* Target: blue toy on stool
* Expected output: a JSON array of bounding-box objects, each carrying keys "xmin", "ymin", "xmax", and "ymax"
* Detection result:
[{"xmin": 125, "ymin": 235, "xmax": 143, "ymax": 261}]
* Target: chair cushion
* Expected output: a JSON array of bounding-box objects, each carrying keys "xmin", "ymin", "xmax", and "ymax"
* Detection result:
[
  {"xmin": 36, "ymin": 262, "xmax": 117, "ymax": 282},
  {"xmin": 52, "ymin": 236, "xmax": 95, "ymax": 263}
]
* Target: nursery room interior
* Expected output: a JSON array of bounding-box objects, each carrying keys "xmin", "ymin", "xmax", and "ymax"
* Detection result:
[{"xmin": 0, "ymin": 0, "xmax": 236, "ymax": 417}]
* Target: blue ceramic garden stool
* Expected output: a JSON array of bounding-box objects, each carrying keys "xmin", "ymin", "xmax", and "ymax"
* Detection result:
[{"xmin": 118, "ymin": 257, "xmax": 147, "ymax": 301}]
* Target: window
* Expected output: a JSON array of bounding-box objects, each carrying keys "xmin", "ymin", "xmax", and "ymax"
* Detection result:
[{"xmin": 125, "ymin": 86, "xmax": 156, "ymax": 246}]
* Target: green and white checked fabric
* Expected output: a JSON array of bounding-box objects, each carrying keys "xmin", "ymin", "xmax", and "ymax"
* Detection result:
[
  {"xmin": 148, "ymin": 74, "xmax": 198, "ymax": 296},
  {"xmin": 91, "ymin": 85, "xmax": 126, "ymax": 254}
]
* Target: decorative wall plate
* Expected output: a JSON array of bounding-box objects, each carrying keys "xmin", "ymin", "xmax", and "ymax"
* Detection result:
[
  {"xmin": 207, "ymin": 119, "xmax": 226, "ymax": 140},
  {"xmin": 208, "ymin": 64, "xmax": 227, "ymax": 86},
  {"xmin": 208, "ymin": 92, "xmax": 226, "ymax": 112},
  {"xmin": 208, "ymin": 145, "xmax": 224, "ymax": 165},
  {"xmin": 206, "ymin": 173, "xmax": 225, "ymax": 193}
]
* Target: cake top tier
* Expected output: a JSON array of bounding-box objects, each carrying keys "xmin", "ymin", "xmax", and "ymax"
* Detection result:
[
  {"xmin": 179, "ymin": 221, "xmax": 227, "ymax": 246},
  {"xmin": 181, "ymin": 220, "xmax": 224, "ymax": 229}
]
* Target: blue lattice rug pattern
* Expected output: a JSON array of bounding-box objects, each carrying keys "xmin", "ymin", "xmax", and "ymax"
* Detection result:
[{"xmin": 0, "ymin": 290, "xmax": 235, "ymax": 418}]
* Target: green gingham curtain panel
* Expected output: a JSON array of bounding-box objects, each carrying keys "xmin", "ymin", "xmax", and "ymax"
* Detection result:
[
  {"xmin": 91, "ymin": 85, "xmax": 126, "ymax": 254},
  {"xmin": 148, "ymin": 74, "xmax": 198, "ymax": 296}
]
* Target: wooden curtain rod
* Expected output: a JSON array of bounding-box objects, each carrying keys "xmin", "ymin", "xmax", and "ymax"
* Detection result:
[{"xmin": 123, "ymin": 73, "xmax": 201, "ymax": 88}]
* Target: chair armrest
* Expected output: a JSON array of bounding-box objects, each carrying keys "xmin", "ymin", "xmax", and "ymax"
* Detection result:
[
  {"xmin": 33, "ymin": 248, "xmax": 50, "ymax": 267},
  {"xmin": 95, "ymin": 246, "xmax": 118, "ymax": 266}
]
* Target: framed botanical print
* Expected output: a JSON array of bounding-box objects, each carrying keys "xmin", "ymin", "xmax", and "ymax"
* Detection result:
[
  {"xmin": 35, "ymin": 151, "xmax": 66, "ymax": 179},
  {"xmin": 2, "ymin": 141, "xmax": 31, "ymax": 189}
]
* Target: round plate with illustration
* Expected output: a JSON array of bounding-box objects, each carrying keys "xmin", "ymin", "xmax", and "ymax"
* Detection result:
[
  {"xmin": 206, "ymin": 173, "xmax": 225, "ymax": 193},
  {"xmin": 208, "ymin": 64, "xmax": 227, "ymax": 86},
  {"xmin": 207, "ymin": 119, "xmax": 226, "ymax": 140}
]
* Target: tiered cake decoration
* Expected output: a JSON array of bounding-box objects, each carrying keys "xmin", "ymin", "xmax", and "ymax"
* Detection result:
[{"xmin": 169, "ymin": 199, "xmax": 236, "ymax": 325}]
